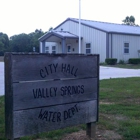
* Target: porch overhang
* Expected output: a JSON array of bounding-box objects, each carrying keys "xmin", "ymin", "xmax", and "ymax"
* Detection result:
[
  {"xmin": 39, "ymin": 30, "xmax": 82, "ymax": 53},
  {"xmin": 38, "ymin": 30, "xmax": 81, "ymax": 42}
]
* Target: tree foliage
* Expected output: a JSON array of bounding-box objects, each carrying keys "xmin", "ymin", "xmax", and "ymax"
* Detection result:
[
  {"xmin": 10, "ymin": 29, "xmax": 44, "ymax": 52},
  {"xmin": 0, "ymin": 28, "xmax": 58, "ymax": 55},
  {"xmin": 10, "ymin": 33, "xmax": 30, "ymax": 52},
  {"xmin": 0, "ymin": 29, "xmax": 45, "ymax": 55},
  {"xmin": 122, "ymin": 15, "xmax": 138, "ymax": 26},
  {"xmin": 0, "ymin": 33, "xmax": 9, "ymax": 56}
]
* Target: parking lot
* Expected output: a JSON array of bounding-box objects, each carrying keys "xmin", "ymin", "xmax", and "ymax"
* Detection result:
[{"xmin": 0, "ymin": 62, "xmax": 140, "ymax": 96}]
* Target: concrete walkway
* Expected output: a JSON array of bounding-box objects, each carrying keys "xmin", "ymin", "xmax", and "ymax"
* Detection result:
[
  {"xmin": 100, "ymin": 66, "xmax": 140, "ymax": 79},
  {"xmin": 0, "ymin": 62, "xmax": 140, "ymax": 96}
]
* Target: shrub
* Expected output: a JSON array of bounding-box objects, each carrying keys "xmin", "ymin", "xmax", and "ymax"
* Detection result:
[
  {"xmin": 128, "ymin": 58, "xmax": 140, "ymax": 64},
  {"xmin": 105, "ymin": 58, "xmax": 117, "ymax": 65},
  {"xmin": 0, "ymin": 51, "xmax": 4, "ymax": 56},
  {"xmin": 118, "ymin": 59, "xmax": 125, "ymax": 64}
]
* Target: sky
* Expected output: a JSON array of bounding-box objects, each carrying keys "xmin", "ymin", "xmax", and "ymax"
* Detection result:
[{"xmin": 1, "ymin": 0, "xmax": 140, "ymax": 37}]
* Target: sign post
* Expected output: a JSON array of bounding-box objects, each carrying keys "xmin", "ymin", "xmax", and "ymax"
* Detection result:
[{"xmin": 5, "ymin": 53, "xmax": 99, "ymax": 139}]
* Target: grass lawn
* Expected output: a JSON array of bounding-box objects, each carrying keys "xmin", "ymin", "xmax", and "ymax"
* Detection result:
[
  {"xmin": 99, "ymin": 77, "xmax": 140, "ymax": 140},
  {"xmin": 100, "ymin": 63, "xmax": 140, "ymax": 69},
  {"xmin": 0, "ymin": 77, "xmax": 140, "ymax": 140}
]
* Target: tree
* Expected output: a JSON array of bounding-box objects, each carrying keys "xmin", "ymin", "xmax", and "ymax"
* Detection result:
[
  {"xmin": 122, "ymin": 15, "xmax": 138, "ymax": 26},
  {"xmin": 49, "ymin": 27, "xmax": 53, "ymax": 31},
  {"xmin": 129, "ymin": 16, "xmax": 135, "ymax": 24},
  {"xmin": 10, "ymin": 29, "xmax": 44, "ymax": 52},
  {"xmin": 10, "ymin": 33, "xmax": 31, "ymax": 52},
  {"xmin": 28, "ymin": 29, "xmax": 44, "ymax": 52},
  {"xmin": 0, "ymin": 33, "xmax": 9, "ymax": 56}
]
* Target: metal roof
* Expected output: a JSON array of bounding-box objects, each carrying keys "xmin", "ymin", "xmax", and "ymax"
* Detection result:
[
  {"xmin": 55, "ymin": 18, "xmax": 140, "ymax": 35},
  {"xmin": 39, "ymin": 30, "xmax": 79, "ymax": 41},
  {"xmin": 39, "ymin": 18, "xmax": 140, "ymax": 42},
  {"xmin": 53, "ymin": 31, "xmax": 79, "ymax": 38},
  {"xmin": 70, "ymin": 18, "xmax": 140, "ymax": 35}
]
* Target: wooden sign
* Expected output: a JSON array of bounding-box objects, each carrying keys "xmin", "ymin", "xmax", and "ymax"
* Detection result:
[{"xmin": 4, "ymin": 53, "xmax": 99, "ymax": 139}]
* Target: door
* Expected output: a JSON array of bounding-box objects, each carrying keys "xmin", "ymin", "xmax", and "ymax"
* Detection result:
[{"xmin": 67, "ymin": 44, "xmax": 71, "ymax": 53}]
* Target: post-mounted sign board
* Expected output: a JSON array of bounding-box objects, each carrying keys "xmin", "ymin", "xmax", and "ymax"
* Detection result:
[{"xmin": 4, "ymin": 53, "xmax": 99, "ymax": 139}]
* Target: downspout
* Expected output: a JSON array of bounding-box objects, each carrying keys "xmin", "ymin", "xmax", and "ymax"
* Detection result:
[
  {"xmin": 111, "ymin": 34, "xmax": 113, "ymax": 58},
  {"xmin": 106, "ymin": 33, "xmax": 109, "ymax": 58},
  {"xmin": 39, "ymin": 42, "xmax": 42, "ymax": 53}
]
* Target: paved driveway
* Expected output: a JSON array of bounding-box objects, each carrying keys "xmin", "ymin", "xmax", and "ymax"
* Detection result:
[
  {"xmin": 100, "ymin": 66, "xmax": 140, "ymax": 79},
  {"xmin": 0, "ymin": 62, "xmax": 140, "ymax": 96}
]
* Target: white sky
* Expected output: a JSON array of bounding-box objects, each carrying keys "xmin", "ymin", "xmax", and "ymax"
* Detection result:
[{"xmin": 1, "ymin": 0, "xmax": 140, "ymax": 37}]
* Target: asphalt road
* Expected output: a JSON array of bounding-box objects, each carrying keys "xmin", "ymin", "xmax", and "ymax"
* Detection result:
[{"xmin": 0, "ymin": 62, "xmax": 140, "ymax": 96}]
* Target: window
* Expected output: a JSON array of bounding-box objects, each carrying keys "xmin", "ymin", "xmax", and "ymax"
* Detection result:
[
  {"xmin": 86, "ymin": 43, "xmax": 91, "ymax": 54},
  {"xmin": 45, "ymin": 46, "xmax": 49, "ymax": 53},
  {"xmin": 52, "ymin": 46, "xmax": 56, "ymax": 54},
  {"xmin": 124, "ymin": 43, "xmax": 129, "ymax": 54}
]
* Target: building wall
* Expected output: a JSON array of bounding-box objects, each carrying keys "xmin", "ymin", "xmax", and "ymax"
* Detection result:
[
  {"xmin": 57, "ymin": 39, "xmax": 78, "ymax": 53},
  {"xmin": 55, "ymin": 20, "xmax": 107, "ymax": 62},
  {"xmin": 40, "ymin": 20, "xmax": 140, "ymax": 63},
  {"xmin": 44, "ymin": 42, "xmax": 58, "ymax": 53},
  {"xmin": 81, "ymin": 24, "xmax": 106, "ymax": 62},
  {"xmin": 112, "ymin": 34, "xmax": 140, "ymax": 62}
]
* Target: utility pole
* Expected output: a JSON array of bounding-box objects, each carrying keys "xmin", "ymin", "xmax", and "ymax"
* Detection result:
[{"xmin": 79, "ymin": 0, "xmax": 81, "ymax": 54}]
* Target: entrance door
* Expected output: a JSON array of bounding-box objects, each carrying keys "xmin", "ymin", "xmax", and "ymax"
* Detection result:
[{"xmin": 67, "ymin": 44, "xmax": 71, "ymax": 53}]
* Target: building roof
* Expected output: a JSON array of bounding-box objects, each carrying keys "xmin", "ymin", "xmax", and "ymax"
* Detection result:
[
  {"xmin": 39, "ymin": 30, "xmax": 79, "ymax": 42},
  {"xmin": 55, "ymin": 17, "xmax": 140, "ymax": 35},
  {"xmin": 53, "ymin": 30, "xmax": 79, "ymax": 38},
  {"xmin": 39, "ymin": 18, "xmax": 140, "ymax": 42}
]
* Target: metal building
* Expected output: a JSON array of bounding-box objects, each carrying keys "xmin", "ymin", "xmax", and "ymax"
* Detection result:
[{"xmin": 39, "ymin": 18, "xmax": 140, "ymax": 62}]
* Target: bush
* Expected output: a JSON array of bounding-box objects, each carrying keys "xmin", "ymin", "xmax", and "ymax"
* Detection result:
[
  {"xmin": 129, "ymin": 58, "xmax": 140, "ymax": 64},
  {"xmin": 118, "ymin": 59, "xmax": 125, "ymax": 64},
  {"xmin": 0, "ymin": 51, "xmax": 4, "ymax": 56},
  {"xmin": 105, "ymin": 58, "xmax": 117, "ymax": 65}
]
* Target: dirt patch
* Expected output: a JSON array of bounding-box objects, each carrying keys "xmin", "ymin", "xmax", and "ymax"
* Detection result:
[
  {"xmin": 114, "ymin": 115, "xmax": 128, "ymax": 121},
  {"xmin": 101, "ymin": 130, "xmax": 122, "ymax": 140},
  {"xmin": 37, "ymin": 129, "xmax": 122, "ymax": 140},
  {"xmin": 61, "ymin": 129, "xmax": 122, "ymax": 140},
  {"xmin": 100, "ymin": 101, "xmax": 114, "ymax": 105},
  {"xmin": 101, "ymin": 113, "xmax": 128, "ymax": 122},
  {"xmin": 124, "ymin": 98, "xmax": 140, "ymax": 105},
  {"xmin": 61, "ymin": 130, "xmax": 92, "ymax": 140}
]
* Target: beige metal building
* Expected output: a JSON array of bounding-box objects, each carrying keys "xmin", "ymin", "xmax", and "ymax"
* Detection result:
[{"xmin": 39, "ymin": 18, "xmax": 140, "ymax": 62}]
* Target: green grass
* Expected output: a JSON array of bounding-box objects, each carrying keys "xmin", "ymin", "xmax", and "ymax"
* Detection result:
[
  {"xmin": 100, "ymin": 63, "xmax": 140, "ymax": 69},
  {"xmin": 20, "ymin": 125, "xmax": 85, "ymax": 140},
  {"xmin": 99, "ymin": 77, "xmax": 140, "ymax": 140},
  {"xmin": 0, "ymin": 77, "xmax": 140, "ymax": 140}
]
